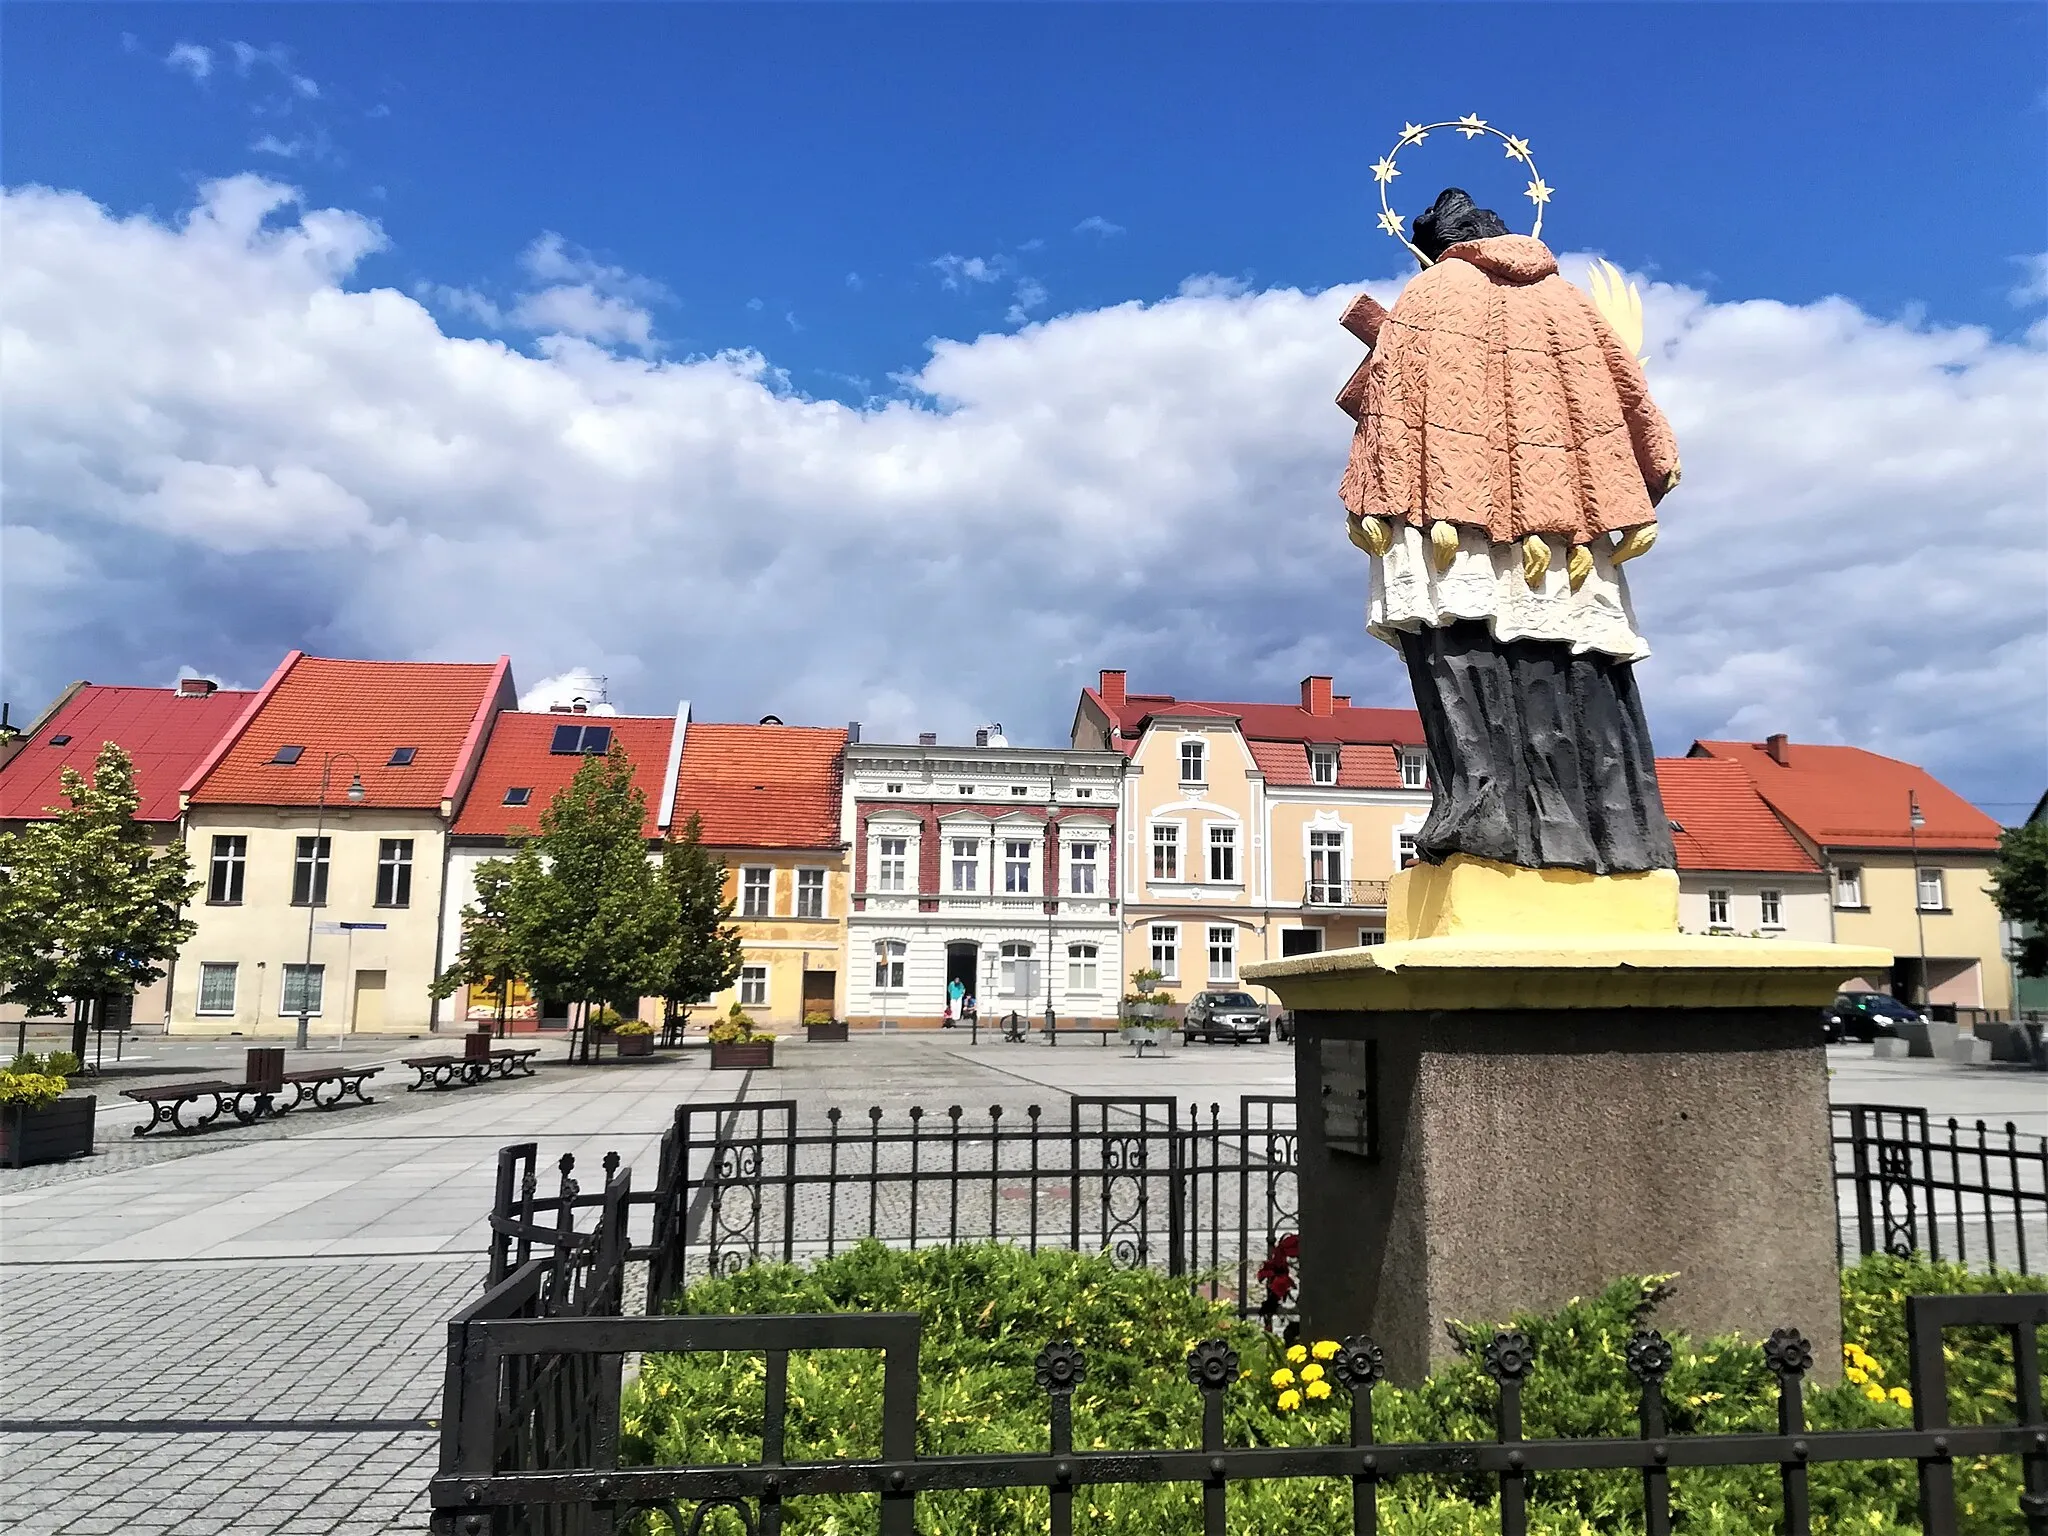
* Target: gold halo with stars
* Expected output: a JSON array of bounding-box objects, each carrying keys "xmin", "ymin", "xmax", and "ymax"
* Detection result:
[{"xmin": 1374, "ymin": 116, "xmax": 1550, "ymax": 265}]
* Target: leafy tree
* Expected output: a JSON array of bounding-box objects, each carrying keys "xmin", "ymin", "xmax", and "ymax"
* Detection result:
[
  {"xmin": 0, "ymin": 743, "xmax": 198, "ymax": 1062},
  {"xmin": 429, "ymin": 859, "xmax": 525, "ymax": 1038},
  {"xmin": 1987, "ymin": 818, "xmax": 2048, "ymax": 980},
  {"xmin": 657, "ymin": 812, "xmax": 745, "ymax": 1038},
  {"xmin": 497, "ymin": 747, "xmax": 679, "ymax": 1062}
]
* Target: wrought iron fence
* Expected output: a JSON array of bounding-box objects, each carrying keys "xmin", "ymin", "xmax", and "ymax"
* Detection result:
[{"xmin": 1832, "ymin": 1105, "xmax": 2048, "ymax": 1276}]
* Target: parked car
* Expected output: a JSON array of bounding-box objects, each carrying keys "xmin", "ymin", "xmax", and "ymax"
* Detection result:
[
  {"xmin": 1276, "ymin": 1011, "xmax": 1295, "ymax": 1043},
  {"xmin": 1183, "ymin": 991, "xmax": 1271, "ymax": 1045},
  {"xmin": 1822, "ymin": 991, "xmax": 1928, "ymax": 1043}
]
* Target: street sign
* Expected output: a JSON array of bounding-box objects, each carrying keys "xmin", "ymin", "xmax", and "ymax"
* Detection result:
[
  {"xmin": 313, "ymin": 921, "xmax": 347, "ymax": 934},
  {"xmin": 338, "ymin": 922, "xmax": 388, "ymax": 931}
]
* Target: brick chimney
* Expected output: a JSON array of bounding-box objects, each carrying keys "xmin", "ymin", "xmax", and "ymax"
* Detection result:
[
  {"xmin": 1098, "ymin": 669, "xmax": 1127, "ymax": 708},
  {"xmin": 177, "ymin": 677, "xmax": 219, "ymax": 697},
  {"xmin": 1765, "ymin": 733, "xmax": 1790, "ymax": 766},
  {"xmin": 1332, "ymin": 694, "xmax": 1351, "ymax": 710},
  {"xmin": 1300, "ymin": 675, "xmax": 1334, "ymax": 717}
]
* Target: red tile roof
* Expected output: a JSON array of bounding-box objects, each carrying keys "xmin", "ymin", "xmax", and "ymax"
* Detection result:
[
  {"xmin": 1691, "ymin": 739, "xmax": 2003, "ymax": 853},
  {"xmin": 1246, "ymin": 740, "xmax": 1405, "ymax": 789},
  {"xmin": 187, "ymin": 654, "xmax": 511, "ymax": 811},
  {"xmin": 1087, "ymin": 688, "xmax": 1426, "ymax": 756},
  {"xmin": 674, "ymin": 723, "xmax": 847, "ymax": 849},
  {"xmin": 454, "ymin": 713, "xmax": 677, "ymax": 837},
  {"xmin": 1654, "ymin": 758, "xmax": 1821, "ymax": 874},
  {"xmin": 0, "ymin": 684, "xmax": 254, "ymax": 823}
]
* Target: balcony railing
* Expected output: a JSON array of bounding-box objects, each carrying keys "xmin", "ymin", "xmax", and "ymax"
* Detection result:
[{"xmin": 1304, "ymin": 878, "xmax": 1389, "ymax": 909}]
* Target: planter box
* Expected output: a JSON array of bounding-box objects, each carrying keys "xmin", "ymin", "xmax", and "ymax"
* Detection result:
[
  {"xmin": 711, "ymin": 1040, "xmax": 775, "ymax": 1071},
  {"xmin": 1125, "ymin": 1003, "xmax": 1170, "ymax": 1021},
  {"xmin": 615, "ymin": 1034, "xmax": 653, "ymax": 1058},
  {"xmin": 0, "ymin": 1093, "xmax": 97, "ymax": 1169},
  {"xmin": 805, "ymin": 1021, "xmax": 849, "ymax": 1043}
]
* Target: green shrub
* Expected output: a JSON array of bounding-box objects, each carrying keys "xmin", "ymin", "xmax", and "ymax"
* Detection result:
[
  {"xmin": 0, "ymin": 1071, "xmax": 69, "ymax": 1110},
  {"xmin": 43, "ymin": 1050, "xmax": 81, "ymax": 1076},
  {"xmin": 589, "ymin": 1007, "xmax": 628, "ymax": 1034},
  {"xmin": 623, "ymin": 1244, "xmax": 2044, "ymax": 1535},
  {"xmin": 708, "ymin": 1001, "xmax": 773, "ymax": 1045},
  {"xmin": 612, "ymin": 1019, "xmax": 655, "ymax": 1038},
  {"xmin": 804, "ymin": 1012, "xmax": 834, "ymax": 1027},
  {"xmin": 7, "ymin": 1052, "xmax": 44, "ymax": 1075}
]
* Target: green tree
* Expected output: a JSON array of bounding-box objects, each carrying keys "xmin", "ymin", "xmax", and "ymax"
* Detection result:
[
  {"xmin": 429, "ymin": 859, "xmax": 525, "ymax": 1038},
  {"xmin": 0, "ymin": 743, "xmax": 198, "ymax": 1061},
  {"xmin": 1987, "ymin": 818, "xmax": 2048, "ymax": 980},
  {"xmin": 498, "ymin": 747, "xmax": 679, "ymax": 1062},
  {"xmin": 657, "ymin": 811, "xmax": 745, "ymax": 1039}
]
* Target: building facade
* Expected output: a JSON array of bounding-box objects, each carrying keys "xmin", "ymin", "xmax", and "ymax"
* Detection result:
[
  {"xmin": 1692, "ymin": 736, "xmax": 2012, "ymax": 1012},
  {"xmin": 842, "ymin": 732, "xmax": 1124, "ymax": 1026},
  {"xmin": 1656, "ymin": 756, "xmax": 1831, "ymax": 941},
  {"xmin": 171, "ymin": 652, "xmax": 513, "ymax": 1035},
  {"xmin": 1072, "ymin": 670, "xmax": 1432, "ymax": 1008}
]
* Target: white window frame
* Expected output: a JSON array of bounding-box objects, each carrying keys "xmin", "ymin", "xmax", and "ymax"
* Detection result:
[
  {"xmin": 950, "ymin": 837, "xmax": 981, "ymax": 893},
  {"xmin": 197, "ymin": 962, "xmax": 238, "ymax": 1016},
  {"xmin": 1917, "ymin": 867, "xmax": 1946, "ymax": 911},
  {"xmin": 291, "ymin": 835, "xmax": 331, "ymax": 907},
  {"xmin": 741, "ymin": 866, "xmax": 773, "ymax": 918},
  {"xmin": 795, "ymin": 867, "xmax": 827, "ymax": 919},
  {"xmin": 1151, "ymin": 822, "xmax": 1181, "ymax": 882},
  {"xmin": 1309, "ymin": 747, "xmax": 1338, "ymax": 786},
  {"xmin": 1068, "ymin": 841, "xmax": 1098, "ymax": 895},
  {"xmin": 1707, "ymin": 887, "xmax": 1731, "ymax": 928},
  {"xmin": 1397, "ymin": 832, "xmax": 1419, "ymax": 870},
  {"xmin": 1400, "ymin": 749, "xmax": 1428, "ymax": 789},
  {"xmin": 999, "ymin": 941, "xmax": 1035, "ymax": 997},
  {"xmin": 208, "ymin": 835, "xmax": 246, "ymax": 904},
  {"xmin": 738, "ymin": 965, "xmax": 769, "ymax": 1007},
  {"xmin": 1066, "ymin": 943, "xmax": 1099, "ymax": 993},
  {"xmin": 1206, "ymin": 925, "xmax": 1236, "ymax": 984},
  {"xmin": 1002, "ymin": 838, "xmax": 1035, "ymax": 895},
  {"xmin": 1179, "ymin": 739, "xmax": 1205, "ymax": 785},
  {"xmin": 1835, "ymin": 865, "xmax": 1864, "ymax": 908},
  {"xmin": 1150, "ymin": 923, "xmax": 1180, "ymax": 981},
  {"xmin": 1308, "ymin": 827, "xmax": 1346, "ymax": 904},
  {"xmin": 1759, "ymin": 888, "xmax": 1783, "ymax": 928},
  {"xmin": 1207, "ymin": 823, "xmax": 1237, "ymax": 883},
  {"xmin": 875, "ymin": 837, "xmax": 908, "ymax": 893},
  {"xmin": 874, "ymin": 939, "xmax": 906, "ymax": 991},
  {"xmin": 1359, "ymin": 927, "xmax": 1385, "ymax": 947},
  {"xmin": 280, "ymin": 963, "xmax": 325, "ymax": 1017},
  {"xmin": 375, "ymin": 838, "xmax": 414, "ymax": 909}
]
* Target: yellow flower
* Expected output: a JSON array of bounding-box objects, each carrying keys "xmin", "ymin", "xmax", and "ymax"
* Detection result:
[
  {"xmin": 1286, "ymin": 1344, "xmax": 1308, "ymax": 1365},
  {"xmin": 1305, "ymin": 1380, "xmax": 1332, "ymax": 1401},
  {"xmin": 1300, "ymin": 1363, "xmax": 1325, "ymax": 1383},
  {"xmin": 1312, "ymin": 1340, "xmax": 1339, "ymax": 1360},
  {"xmin": 1863, "ymin": 1383, "xmax": 1887, "ymax": 1403},
  {"xmin": 1276, "ymin": 1389, "xmax": 1302, "ymax": 1412},
  {"xmin": 1889, "ymin": 1387, "xmax": 1913, "ymax": 1409},
  {"xmin": 1845, "ymin": 1366, "xmax": 1868, "ymax": 1385},
  {"xmin": 1270, "ymin": 1368, "xmax": 1295, "ymax": 1389}
]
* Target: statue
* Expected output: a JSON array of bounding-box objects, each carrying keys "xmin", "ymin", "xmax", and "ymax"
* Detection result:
[{"xmin": 1337, "ymin": 120, "xmax": 1682, "ymax": 876}]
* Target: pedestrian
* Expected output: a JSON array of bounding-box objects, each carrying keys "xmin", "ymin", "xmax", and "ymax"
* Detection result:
[{"xmin": 946, "ymin": 976, "xmax": 965, "ymax": 1027}]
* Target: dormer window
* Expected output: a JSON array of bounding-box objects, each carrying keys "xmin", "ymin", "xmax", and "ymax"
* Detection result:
[
  {"xmin": 271, "ymin": 744, "xmax": 305, "ymax": 764},
  {"xmin": 1309, "ymin": 747, "xmax": 1338, "ymax": 786},
  {"xmin": 549, "ymin": 724, "xmax": 613, "ymax": 755},
  {"xmin": 1400, "ymin": 749, "xmax": 1427, "ymax": 789},
  {"xmin": 387, "ymin": 747, "xmax": 417, "ymax": 766},
  {"xmin": 504, "ymin": 787, "xmax": 532, "ymax": 806},
  {"xmin": 1180, "ymin": 740, "xmax": 1205, "ymax": 784}
]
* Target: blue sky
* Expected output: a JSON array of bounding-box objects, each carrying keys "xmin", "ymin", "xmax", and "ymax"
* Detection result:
[{"xmin": 3, "ymin": 4, "xmax": 2045, "ymax": 814}]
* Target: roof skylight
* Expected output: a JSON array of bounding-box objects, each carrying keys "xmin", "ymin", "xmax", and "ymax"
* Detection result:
[{"xmin": 271, "ymin": 745, "xmax": 305, "ymax": 764}]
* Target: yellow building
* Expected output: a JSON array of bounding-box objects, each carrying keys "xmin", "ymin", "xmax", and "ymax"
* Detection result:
[
  {"xmin": 1693, "ymin": 735, "xmax": 2014, "ymax": 1013},
  {"xmin": 1072, "ymin": 670, "xmax": 1433, "ymax": 1006},
  {"xmin": 673, "ymin": 719, "xmax": 850, "ymax": 1028}
]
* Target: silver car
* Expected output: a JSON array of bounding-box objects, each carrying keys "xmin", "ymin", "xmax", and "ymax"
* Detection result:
[{"xmin": 1183, "ymin": 991, "xmax": 1270, "ymax": 1045}]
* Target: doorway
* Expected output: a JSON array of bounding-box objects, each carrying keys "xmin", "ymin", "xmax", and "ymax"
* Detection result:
[
  {"xmin": 944, "ymin": 941, "xmax": 979, "ymax": 1016},
  {"xmin": 351, "ymin": 970, "xmax": 387, "ymax": 1034},
  {"xmin": 802, "ymin": 969, "xmax": 837, "ymax": 1020}
]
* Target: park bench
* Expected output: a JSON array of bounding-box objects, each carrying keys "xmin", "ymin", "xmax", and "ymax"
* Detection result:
[
  {"xmin": 404, "ymin": 1044, "xmax": 541, "ymax": 1091},
  {"xmin": 122, "ymin": 1049, "xmax": 381, "ymax": 1135}
]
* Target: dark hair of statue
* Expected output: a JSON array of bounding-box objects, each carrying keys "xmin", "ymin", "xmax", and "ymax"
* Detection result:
[{"xmin": 1411, "ymin": 187, "xmax": 1511, "ymax": 264}]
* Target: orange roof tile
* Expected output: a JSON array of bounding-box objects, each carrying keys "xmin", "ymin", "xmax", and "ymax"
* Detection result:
[
  {"xmin": 0, "ymin": 684, "xmax": 254, "ymax": 823},
  {"xmin": 1653, "ymin": 758, "xmax": 1821, "ymax": 875},
  {"xmin": 1088, "ymin": 687, "xmax": 1425, "ymax": 753},
  {"xmin": 1245, "ymin": 740, "xmax": 1405, "ymax": 789},
  {"xmin": 674, "ymin": 722, "xmax": 846, "ymax": 849},
  {"xmin": 187, "ymin": 654, "xmax": 510, "ymax": 810},
  {"xmin": 1692, "ymin": 739, "xmax": 2003, "ymax": 853},
  {"xmin": 454, "ymin": 713, "xmax": 677, "ymax": 837}
]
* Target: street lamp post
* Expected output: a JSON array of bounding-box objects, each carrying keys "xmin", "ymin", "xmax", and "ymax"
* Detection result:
[
  {"xmin": 296, "ymin": 753, "xmax": 365, "ymax": 1050},
  {"xmin": 1908, "ymin": 790, "xmax": 1929, "ymax": 1013}
]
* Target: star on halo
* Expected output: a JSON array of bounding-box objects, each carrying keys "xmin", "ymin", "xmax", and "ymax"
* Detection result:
[
  {"xmin": 1377, "ymin": 208, "xmax": 1405, "ymax": 237},
  {"xmin": 1524, "ymin": 176, "xmax": 1553, "ymax": 207},
  {"xmin": 1501, "ymin": 135, "xmax": 1531, "ymax": 162},
  {"xmin": 1371, "ymin": 156, "xmax": 1400, "ymax": 185},
  {"xmin": 1398, "ymin": 122, "xmax": 1430, "ymax": 145},
  {"xmin": 1455, "ymin": 113, "xmax": 1488, "ymax": 138}
]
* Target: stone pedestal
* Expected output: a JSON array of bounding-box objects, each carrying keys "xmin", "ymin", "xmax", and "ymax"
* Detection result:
[{"xmin": 1245, "ymin": 855, "xmax": 1889, "ymax": 1384}]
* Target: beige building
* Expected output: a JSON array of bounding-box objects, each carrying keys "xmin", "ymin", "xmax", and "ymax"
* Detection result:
[
  {"xmin": 1656, "ymin": 756, "xmax": 1832, "ymax": 942},
  {"xmin": 171, "ymin": 652, "xmax": 513, "ymax": 1036},
  {"xmin": 1072, "ymin": 670, "xmax": 1432, "ymax": 1006}
]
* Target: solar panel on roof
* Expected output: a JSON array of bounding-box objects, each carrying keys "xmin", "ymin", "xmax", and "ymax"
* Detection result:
[
  {"xmin": 549, "ymin": 724, "xmax": 583, "ymax": 754},
  {"xmin": 580, "ymin": 725, "xmax": 613, "ymax": 755}
]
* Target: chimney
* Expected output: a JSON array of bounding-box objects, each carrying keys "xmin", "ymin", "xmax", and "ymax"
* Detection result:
[
  {"xmin": 177, "ymin": 677, "xmax": 219, "ymax": 698},
  {"xmin": 847, "ymin": 721, "xmax": 861, "ymax": 744},
  {"xmin": 1332, "ymin": 694, "xmax": 1351, "ymax": 710},
  {"xmin": 918, "ymin": 732, "xmax": 938, "ymax": 748},
  {"xmin": 549, "ymin": 703, "xmax": 573, "ymax": 713},
  {"xmin": 974, "ymin": 728, "xmax": 990, "ymax": 748},
  {"xmin": 1765, "ymin": 733, "xmax": 1790, "ymax": 766},
  {"xmin": 571, "ymin": 700, "xmax": 588, "ymax": 714},
  {"xmin": 1098, "ymin": 669, "xmax": 1127, "ymax": 708},
  {"xmin": 1301, "ymin": 675, "xmax": 1334, "ymax": 717}
]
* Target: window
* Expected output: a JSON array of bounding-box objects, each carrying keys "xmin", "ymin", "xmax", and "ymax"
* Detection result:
[
  {"xmin": 874, "ymin": 940, "xmax": 906, "ymax": 990},
  {"xmin": 1067, "ymin": 943, "xmax": 1099, "ymax": 992},
  {"xmin": 373, "ymin": 839, "xmax": 414, "ymax": 907},
  {"xmin": 1075, "ymin": 788, "xmax": 1093, "ymax": 799},
  {"xmin": 387, "ymin": 747, "xmax": 417, "ymax": 766},
  {"xmin": 999, "ymin": 941, "xmax": 1034, "ymax": 996},
  {"xmin": 207, "ymin": 835, "xmax": 246, "ymax": 904},
  {"xmin": 504, "ymin": 786, "xmax": 532, "ymax": 806},
  {"xmin": 959, "ymin": 785, "xmax": 976, "ymax": 796},
  {"xmin": 1310, "ymin": 747, "xmax": 1338, "ymax": 786},
  {"xmin": 741, "ymin": 867, "xmax": 772, "ymax": 917},
  {"xmin": 1004, "ymin": 839, "xmax": 1034, "ymax": 894},
  {"xmin": 1208, "ymin": 825, "xmax": 1237, "ymax": 882},
  {"xmin": 1207, "ymin": 925, "xmax": 1236, "ymax": 983},
  {"xmin": 1151, "ymin": 823, "xmax": 1180, "ymax": 881},
  {"xmin": 1397, "ymin": 832, "xmax": 1419, "ymax": 869},
  {"xmin": 1069, "ymin": 842, "xmax": 1097, "ymax": 894},
  {"xmin": 1835, "ymin": 865, "xmax": 1864, "ymax": 908},
  {"xmin": 1707, "ymin": 888, "xmax": 1731, "ymax": 928},
  {"xmin": 549, "ymin": 723, "xmax": 613, "ymax": 755},
  {"xmin": 1760, "ymin": 889, "xmax": 1783, "ymax": 928},
  {"xmin": 271, "ymin": 744, "xmax": 304, "ymax": 764},
  {"xmin": 197, "ymin": 962, "xmax": 238, "ymax": 1016},
  {"xmin": 796, "ymin": 868, "xmax": 826, "ymax": 919},
  {"xmin": 1180, "ymin": 740, "xmax": 1205, "ymax": 784},
  {"xmin": 1918, "ymin": 868, "xmax": 1946, "ymax": 910},
  {"xmin": 1150, "ymin": 923, "xmax": 1179, "ymax": 980},
  {"xmin": 876, "ymin": 837, "xmax": 908, "ymax": 892},
  {"xmin": 1011, "ymin": 785, "xmax": 1030, "ymax": 797},
  {"xmin": 47, "ymin": 733, "xmax": 72, "ymax": 747},
  {"xmin": 1359, "ymin": 928, "xmax": 1386, "ymax": 947},
  {"xmin": 291, "ymin": 835, "xmax": 331, "ymax": 906},
  {"xmin": 1308, "ymin": 829, "xmax": 1344, "ymax": 903},
  {"xmin": 885, "ymin": 782, "xmax": 904, "ymax": 794},
  {"xmin": 950, "ymin": 838, "xmax": 980, "ymax": 892},
  {"xmin": 1400, "ymin": 750, "xmax": 1427, "ymax": 789},
  {"xmin": 738, "ymin": 965, "xmax": 768, "ymax": 1006},
  {"xmin": 281, "ymin": 963, "xmax": 324, "ymax": 1016}
]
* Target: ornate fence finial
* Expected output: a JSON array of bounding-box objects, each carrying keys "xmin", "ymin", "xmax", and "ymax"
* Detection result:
[
  {"xmin": 1764, "ymin": 1327, "xmax": 1813, "ymax": 1379},
  {"xmin": 1625, "ymin": 1328, "xmax": 1675, "ymax": 1385},
  {"xmin": 1034, "ymin": 1340, "xmax": 1087, "ymax": 1395},
  {"xmin": 1481, "ymin": 1329, "xmax": 1536, "ymax": 1385},
  {"xmin": 1185, "ymin": 1339, "xmax": 1240, "ymax": 1391},
  {"xmin": 1332, "ymin": 1336, "xmax": 1386, "ymax": 1391}
]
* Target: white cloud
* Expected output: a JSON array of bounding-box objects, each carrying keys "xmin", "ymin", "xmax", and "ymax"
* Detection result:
[
  {"xmin": 846, "ymin": 272, "xmax": 863, "ymax": 292},
  {"xmin": 520, "ymin": 668, "xmax": 619, "ymax": 715},
  {"xmin": 932, "ymin": 253, "xmax": 1005, "ymax": 289},
  {"xmin": 1006, "ymin": 277, "xmax": 1049, "ymax": 326},
  {"xmin": 1074, "ymin": 216, "xmax": 1126, "ymax": 238},
  {"xmin": 164, "ymin": 42, "xmax": 213, "ymax": 80},
  {"xmin": 2012, "ymin": 252, "xmax": 2048, "ymax": 306},
  {"xmin": 3, "ymin": 178, "xmax": 2043, "ymax": 809}
]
